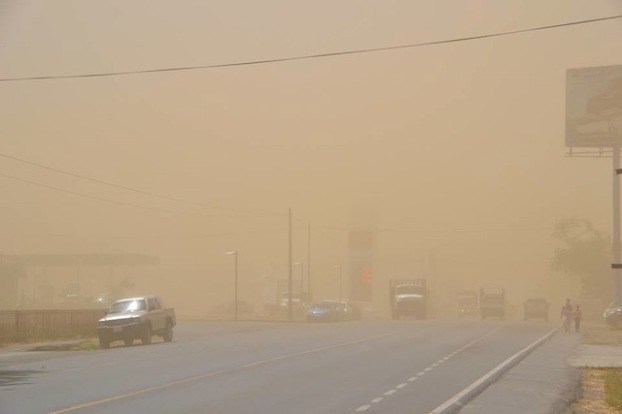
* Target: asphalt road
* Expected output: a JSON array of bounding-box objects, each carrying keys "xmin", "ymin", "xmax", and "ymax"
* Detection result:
[{"xmin": 0, "ymin": 319, "xmax": 554, "ymax": 414}]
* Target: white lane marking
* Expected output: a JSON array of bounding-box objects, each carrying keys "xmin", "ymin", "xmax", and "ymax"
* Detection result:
[
  {"xmin": 428, "ymin": 328, "xmax": 558, "ymax": 414},
  {"xmin": 356, "ymin": 405, "xmax": 371, "ymax": 412},
  {"xmin": 371, "ymin": 397, "xmax": 384, "ymax": 403},
  {"xmin": 351, "ymin": 327, "xmax": 502, "ymax": 413},
  {"xmin": 46, "ymin": 331, "xmax": 399, "ymax": 414}
]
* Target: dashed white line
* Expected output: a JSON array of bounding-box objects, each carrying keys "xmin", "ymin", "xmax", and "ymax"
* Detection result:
[{"xmin": 352, "ymin": 327, "xmax": 502, "ymax": 413}]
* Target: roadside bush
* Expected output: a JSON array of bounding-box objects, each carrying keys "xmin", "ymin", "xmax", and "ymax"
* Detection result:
[{"xmin": 605, "ymin": 369, "xmax": 622, "ymax": 412}]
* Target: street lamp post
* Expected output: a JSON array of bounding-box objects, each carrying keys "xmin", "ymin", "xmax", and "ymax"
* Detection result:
[
  {"xmin": 227, "ymin": 251, "xmax": 239, "ymax": 321},
  {"xmin": 294, "ymin": 261, "xmax": 304, "ymax": 300}
]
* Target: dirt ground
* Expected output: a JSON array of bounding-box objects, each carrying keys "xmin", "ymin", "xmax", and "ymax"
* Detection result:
[{"xmin": 571, "ymin": 323, "xmax": 622, "ymax": 413}]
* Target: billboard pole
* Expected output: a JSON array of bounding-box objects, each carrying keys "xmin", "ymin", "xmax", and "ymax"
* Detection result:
[{"xmin": 615, "ymin": 143, "xmax": 622, "ymax": 306}]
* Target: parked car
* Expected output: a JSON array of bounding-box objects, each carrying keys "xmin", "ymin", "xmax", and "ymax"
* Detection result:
[
  {"xmin": 603, "ymin": 302, "xmax": 622, "ymax": 329},
  {"xmin": 524, "ymin": 298, "xmax": 549, "ymax": 321},
  {"xmin": 307, "ymin": 301, "xmax": 345, "ymax": 322},
  {"xmin": 97, "ymin": 296, "xmax": 176, "ymax": 349}
]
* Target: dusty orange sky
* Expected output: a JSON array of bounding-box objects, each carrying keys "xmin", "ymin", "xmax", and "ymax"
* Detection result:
[{"xmin": 1, "ymin": 1, "xmax": 621, "ymax": 313}]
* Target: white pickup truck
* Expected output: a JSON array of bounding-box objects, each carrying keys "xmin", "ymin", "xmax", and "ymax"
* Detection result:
[{"xmin": 97, "ymin": 296, "xmax": 176, "ymax": 349}]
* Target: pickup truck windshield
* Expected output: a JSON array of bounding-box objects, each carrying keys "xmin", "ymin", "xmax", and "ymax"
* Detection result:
[{"xmin": 108, "ymin": 299, "xmax": 147, "ymax": 314}]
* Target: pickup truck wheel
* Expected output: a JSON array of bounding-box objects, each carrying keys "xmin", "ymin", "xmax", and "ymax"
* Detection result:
[
  {"xmin": 141, "ymin": 324, "xmax": 152, "ymax": 345},
  {"xmin": 163, "ymin": 322, "xmax": 173, "ymax": 342},
  {"xmin": 99, "ymin": 337, "xmax": 110, "ymax": 349},
  {"xmin": 123, "ymin": 338, "xmax": 133, "ymax": 346}
]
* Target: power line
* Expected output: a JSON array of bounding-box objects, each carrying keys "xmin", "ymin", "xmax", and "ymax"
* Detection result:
[
  {"xmin": 0, "ymin": 152, "xmax": 283, "ymax": 217},
  {"xmin": 0, "ymin": 14, "xmax": 619, "ymax": 82},
  {"xmin": 313, "ymin": 225, "xmax": 550, "ymax": 234},
  {"xmin": 0, "ymin": 171, "xmax": 244, "ymax": 218}
]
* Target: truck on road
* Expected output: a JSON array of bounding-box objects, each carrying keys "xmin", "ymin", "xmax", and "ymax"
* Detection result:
[
  {"xmin": 479, "ymin": 286, "xmax": 505, "ymax": 319},
  {"xmin": 457, "ymin": 289, "xmax": 478, "ymax": 317},
  {"xmin": 389, "ymin": 279, "xmax": 427, "ymax": 320},
  {"xmin": 97, "ymin": 296, "xmax": 176, "ymax": 349}
]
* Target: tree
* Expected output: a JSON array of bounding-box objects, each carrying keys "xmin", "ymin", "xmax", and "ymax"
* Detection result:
[{"xmin": 551, "ymin": 218, "xmax": 610, "ymax": 299}]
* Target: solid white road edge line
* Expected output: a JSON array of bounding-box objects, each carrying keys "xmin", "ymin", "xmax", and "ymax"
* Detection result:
[{"xmin": 428, "ymin": 328, "xmax": 558, "ymax": 414}]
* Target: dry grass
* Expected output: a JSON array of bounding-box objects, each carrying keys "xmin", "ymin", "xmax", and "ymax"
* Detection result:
[
  {"xmin": 605, "ymin": 369, "xmax": 622, "ymax": 412},
  {"xmin": 573, "ymin": 369, "xmax": 620, "ymax": 414},
  {"xmin": 572, "ymin": 322, "xmax": 622, "ymax": 413}
]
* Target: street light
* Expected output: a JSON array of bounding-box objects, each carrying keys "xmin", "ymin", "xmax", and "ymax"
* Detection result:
[
  {"xmin": 294, "ymin": 261, "xmax": 304, "ymax": 300},
  {"xmin": 226, "ymin": 251, "xmax": 238, "ymax": 321}
]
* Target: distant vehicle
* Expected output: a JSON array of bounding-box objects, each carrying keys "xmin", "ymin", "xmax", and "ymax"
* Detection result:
[
  {"xmin": 340, "ymin": 301, "xmax": 362, "ymax": 321},
  {"xmin": 603, "ymin": 302, "xmax": 622, "ymax": 329},
  {"xmin": 457, "ymin": 290, "xmax": 478, "ymax": 317},
  {"xmin": 523, "ymin": 298, "xmax": 549, "ymax": 321},
  {"xmin": 479, "ymin": 286, "xmax": 505, "ymax": 320},
  {"xmin": 97, "ymin": 296, "xmax": 176, "ymax": 349},
  {"xmin": 307, "ymin": 301, "xmax": 345, "ymax": 322},
  {"xmin": 389, "ymin": 279, "xmax": 427, "ymax": 320}
]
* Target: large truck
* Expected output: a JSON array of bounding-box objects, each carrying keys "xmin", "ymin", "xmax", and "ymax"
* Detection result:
[
  {"xmin": 389, "ymin": 279, "xmax": 427, "ymax": 320},
  {"xmin": 479, "ymin": 286, "xmax": 506, "ymax": 319},
  {"xmin": 457, "ymin": 289, "xmax": 478, "ymax": 317}
]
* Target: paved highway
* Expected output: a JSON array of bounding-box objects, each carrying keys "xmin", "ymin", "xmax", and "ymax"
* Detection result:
[{"xmin": 0, "ymin": 319, "xmax": 554, "ymax": 414}]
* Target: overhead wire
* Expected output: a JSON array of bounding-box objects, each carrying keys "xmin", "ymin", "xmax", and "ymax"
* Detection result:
[
  {"xmin": 0, "ymin": 152, "xmax": 284, "ymax": 217},
  {"xmin": 0, "ymin": 171, "xmax": 247, "ymax": 218},
  {"xmin": 0, "ymin": 14, "xmax": 619, "ymax": 82},
  {"xmin": 312, "ymin": 225, "xmax": 550, "ymax": 234}
]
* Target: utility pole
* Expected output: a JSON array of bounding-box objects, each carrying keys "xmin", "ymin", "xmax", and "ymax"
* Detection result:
[
  {"xmin": 614, "ymin": 143, "xmax": 621, "ymax": 306},
  {"xmin": 226, "ymin": 251, "xmax": 239, "ymax": 321},
  {"xmin": 288, "ymin": 208, "xmax": 293, "ymax": 320},
  {"xmin": 307, "ymin": 220, "xmax": 311, "ymax": 300}
]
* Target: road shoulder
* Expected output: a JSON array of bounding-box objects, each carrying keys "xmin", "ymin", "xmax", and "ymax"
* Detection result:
[{"xmin": 458, "ymin": 332, "xmax": 581, "ymax": 414}]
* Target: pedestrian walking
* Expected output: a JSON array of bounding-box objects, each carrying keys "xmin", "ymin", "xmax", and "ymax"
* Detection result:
[{"xmin": 560, "ymin": 299, "xmax": 573, "ymax": 332}]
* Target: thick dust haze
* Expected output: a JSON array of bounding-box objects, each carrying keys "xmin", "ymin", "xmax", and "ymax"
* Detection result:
[{"xmin": 1, "ymin": 1, "xmax": 621, "ymax": 318}]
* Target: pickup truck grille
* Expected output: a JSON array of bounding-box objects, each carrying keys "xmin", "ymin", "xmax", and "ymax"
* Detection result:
[{"xmin": 103, "ymin": 319, "xmax": 133, "ymax": 326}]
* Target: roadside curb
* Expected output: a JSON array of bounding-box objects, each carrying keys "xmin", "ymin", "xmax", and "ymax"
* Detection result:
[{"xmin": 429, "ymin": 327, "xmax": 559, "ymax": 414}]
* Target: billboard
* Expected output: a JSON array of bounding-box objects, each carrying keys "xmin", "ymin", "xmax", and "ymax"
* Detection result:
[{"xmin": 566, "ymin": 64, "xmax": 622, "ymax": 148}]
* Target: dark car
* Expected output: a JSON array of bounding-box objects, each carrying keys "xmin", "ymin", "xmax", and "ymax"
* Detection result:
[
  {"xmin": 604, "ymin": 303, "xmax": 622, "ymax": 329},
  {"xmin": 341, "ymin": 302, "xmax": 362, "ymax": 321},
  {"xmin": 524, "ymin": 298, "xmax": 549, "ymax": 321},
  {"xmin": 307, "ymin": 301, "xmax": 345, "ymax": 322}
]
